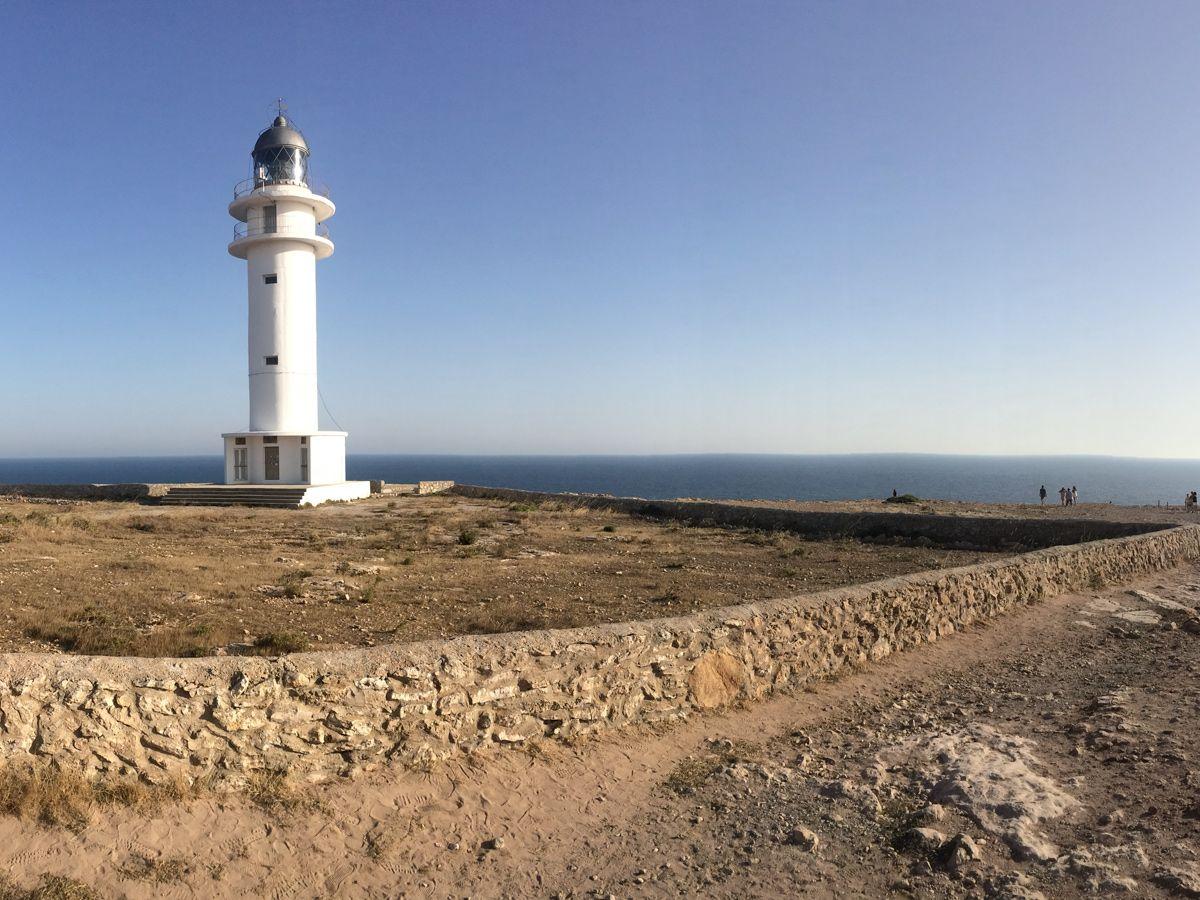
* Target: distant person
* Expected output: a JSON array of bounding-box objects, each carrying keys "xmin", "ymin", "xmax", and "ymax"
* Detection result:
[
  {"xmin": 1059, "ymin": 487, "xmax": 1067, "ymax": 506},
  {"xmin": 1071, "ymin": 485, "xmax": 1078, "ymax": 505},
  {"xmin": 892, "ymin": 488, "xmax": 898, "ymax": 498},
  {"xmin": 1039, "ymin": 485, "xmax": 1047, "ymax": 505}
]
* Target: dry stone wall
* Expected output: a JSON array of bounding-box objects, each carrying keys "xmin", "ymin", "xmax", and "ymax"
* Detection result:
[
  {"xmin": 0, "ymin": 523, "xmax": 1197, "ymax": 786},
  {"xmin": 0, "ymin": 483, "xmax": 165, "ymax": 502},
  {"xmin": 450, "ymin": 484, "xmax": 1166, "ymax": 550}
]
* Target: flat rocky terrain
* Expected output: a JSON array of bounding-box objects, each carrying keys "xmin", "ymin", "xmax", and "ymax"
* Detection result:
[
  {"xmin": 0, "ymin": 494, "xmax": 991, "ymax": 657},
  {"xmin": 1, "ymin": 559, "xmax": 1198, "ymax": 898},
  {"xmin": 731, "ymin": 496, "xmax": 1196, "ymax": 525}
]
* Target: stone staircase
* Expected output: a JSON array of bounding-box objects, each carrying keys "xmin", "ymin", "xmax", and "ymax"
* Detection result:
[{"xmin": 158, "ymin": 486, "xmax": 311, "ymax": 508}]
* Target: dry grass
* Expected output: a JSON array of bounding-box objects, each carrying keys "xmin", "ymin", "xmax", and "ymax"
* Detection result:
[
  {"xmin": 244, "ymin": 770, "xmax": 327, "ymax": 815},
  {"xmin": 0, "ymin": 762, "xmax": 190, "ymax": 832},
  {"xmin": 0, "ymin": 495, "xmax": 994, "ymax": 657},
  {"xmin": 115, "ymin": 854, "xmax": 190, "ymax": 883},
  {"xmin": 0, "ymin": 874, "xmax": 99, "ymax": 900},
  {"xmin": 662, "ymin": 739, "xmax": 764, "ymax": 795}
]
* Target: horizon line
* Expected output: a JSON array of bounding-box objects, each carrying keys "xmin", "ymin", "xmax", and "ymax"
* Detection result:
[{"xmin": 6, "ymin": 451, "xmax": 1200, "ymax": 464}]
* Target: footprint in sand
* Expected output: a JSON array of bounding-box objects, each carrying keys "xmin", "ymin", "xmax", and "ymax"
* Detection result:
[
  {"xmin": 260, "ymin": 869, "xmax": 320, "ymax": 900},
  {"xmin": 3, "ymin": 846, "xmax": 49, "ymax": 868},
  {"xmin": 121, "ymin": 838, "xmax": 159, "ymax": 860}
]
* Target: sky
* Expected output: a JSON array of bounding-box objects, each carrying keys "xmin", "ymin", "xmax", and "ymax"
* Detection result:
[{"xmin": 1, "ymin": 1, "xmax": 1199, "ymax": 458}]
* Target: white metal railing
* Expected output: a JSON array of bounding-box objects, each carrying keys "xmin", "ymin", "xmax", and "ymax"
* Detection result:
[
  {"xmin": 232, "ymin": 221, "xmax": 331, "ymax": 241},
  {"xmin": 233, "ymin": 178, "xmax": 332, "ymax": 201}
]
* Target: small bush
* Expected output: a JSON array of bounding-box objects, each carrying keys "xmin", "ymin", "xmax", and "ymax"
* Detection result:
[
  {"xmin": 251, "ymin": 632, "xmax": 309, "ymax": 655},
  {"xmin": 457, "ymin": 529, "xmax": 478, "ymax": 546},
  {"xmin": 601, "ymin": 524, "xmax": 616, "ymax": 533},
  {"xmin": 126, "ymin": 519, "xmax": 157, "ymax": 533},
  {"xmin": 884, "ymin": 494, "xmax": 920, "ymax": 504},
  {"xmin": 360, "ymin": 577, "xmax": 381, "ymax": 603}
]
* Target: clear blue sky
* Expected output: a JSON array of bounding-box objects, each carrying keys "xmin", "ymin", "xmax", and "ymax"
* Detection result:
[{"xmin": 2, "ymin": 1, "xmax": 1198, "ymax": 458}]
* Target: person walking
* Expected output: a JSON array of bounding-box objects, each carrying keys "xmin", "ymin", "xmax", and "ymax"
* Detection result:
[
  {"xmin": 1059, "ymin": 487, "xmax": 1067, "ymax": 506},
  {"xmin": 1071, "ymin": 485, "xmax": 1078, "ymax": 506},
  {"xmin": 1039, "ymin": 485, "xmax": 1047, "ymax": 505}
]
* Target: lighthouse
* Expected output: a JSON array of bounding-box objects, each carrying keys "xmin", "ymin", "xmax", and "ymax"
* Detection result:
[{"xmin": 219, "ymin": 113, "xmax": 369, "ymax": 504}]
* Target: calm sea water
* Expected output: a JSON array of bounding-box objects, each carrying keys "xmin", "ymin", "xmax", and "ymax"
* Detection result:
[{"xmin": 1, "ymin": 454, "xmax": 1199, "ymax": 506}]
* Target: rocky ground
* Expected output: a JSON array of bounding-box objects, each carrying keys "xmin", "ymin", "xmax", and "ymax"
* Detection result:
[
  {"xmin": 731, "ymin": 496, "xmax": 1196, "ymax": 525},
  {"xmin": 2, "ymin": 563, "xmax": 1199, "ymax": 897}
]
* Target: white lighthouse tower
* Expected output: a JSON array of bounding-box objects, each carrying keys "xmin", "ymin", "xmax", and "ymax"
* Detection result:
[{"xmin": 219, "ymin": 113, "xmax": 369, "ymax": 504}]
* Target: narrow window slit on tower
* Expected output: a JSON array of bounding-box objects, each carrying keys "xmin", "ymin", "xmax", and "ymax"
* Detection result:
[
  {"xmin": 263, "ymin": 274, "xmax": 278, "ymax": 284},
  {"xmin": 264, "ymin": 355, "xmax": 279, "ymax": 366}
]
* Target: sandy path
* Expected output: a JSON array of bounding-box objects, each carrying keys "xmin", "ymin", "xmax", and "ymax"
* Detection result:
[{"xmin": 4, "ymin": 564, "xmax": 1199, "ymax": 898}]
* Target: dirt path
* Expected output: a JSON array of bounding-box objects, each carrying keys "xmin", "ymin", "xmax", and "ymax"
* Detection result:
[{"xmin": 5, "ymin": 564, "xmax": 1200, "ymax": 898}]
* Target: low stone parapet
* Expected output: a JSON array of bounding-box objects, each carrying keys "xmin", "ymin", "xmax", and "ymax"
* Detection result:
[
  {"xmin": 0, "ymin": 522, "xmax": 1196, "ymax": 785},
  {"xmin": 449, "ymin": 484, "xmax": 1164, "ymax": 551}
]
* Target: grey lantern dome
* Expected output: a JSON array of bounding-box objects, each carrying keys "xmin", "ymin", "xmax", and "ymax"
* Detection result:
[
  {"xmin": 251, "ymin": 115, "xmax": 309, "ymax": 187},
  {"xmin": 253, "ymin": 115, "xmax": 309, "ymax": 155}
]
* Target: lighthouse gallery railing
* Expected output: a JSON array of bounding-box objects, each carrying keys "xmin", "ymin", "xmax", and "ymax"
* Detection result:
[
  {"xmin": 232, "ymin": 221, "xmax": 331, "ymax": 241},
  {"xmin": 232, "ymin": 178, "xmax": 332, "ymax": 201}
]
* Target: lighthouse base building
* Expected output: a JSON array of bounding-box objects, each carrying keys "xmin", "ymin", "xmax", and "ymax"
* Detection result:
[{"xmin": 216, "ymin": 113, "xmax": 369, "ymax": 506}]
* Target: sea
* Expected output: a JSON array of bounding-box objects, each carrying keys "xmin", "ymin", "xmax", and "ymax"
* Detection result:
[{"xmin": 1, "ymin": 454, "xmax": 1199, "ymax": 507}]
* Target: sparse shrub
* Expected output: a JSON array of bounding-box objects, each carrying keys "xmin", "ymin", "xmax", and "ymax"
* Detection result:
[
  {"xmin": 117, "ymin": 853, "xmax": 190, "ymax": 883},
  {"xmin": 251, "ymin": 632, "xmax": 309, "ymax": 655},
  {"xmin": 601, "ymin": 524, "xmax": 616, "ymax": 533},
  {"xmin": 126, "ymin": 519, "xmax": 157, "ymax": 533},
  {"xmin": 663, "ymin": 755, "xmax": 723, "ymax": 795},
  {"xmin": 400, "ymin": 555, "xmax": 414, "ymax": 566},
  {"xmin": 0, "ymin": 872, "xmax": 101, "ymax": 899},
  {"xmin": 360, "ymin": 577, "xmax": 381, "ymax": 603},
  {"xmin": 459, "ymin": 606, "xmax": 545, "ymax": 635},
  {"xmin": 884, "ymin": 494, "xmax": 920, "ymax": 504},
  {"xmin": 457, "ymin": 528, "xmax": 478, "ymax": 546},
  {"xmin": 244, "ymin": 770, "xmax": 325, "ymax": 814}
]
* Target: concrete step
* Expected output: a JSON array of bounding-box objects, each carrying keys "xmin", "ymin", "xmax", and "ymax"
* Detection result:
[{"xmin": 159, "ymin": 486, "xmax": 311, "ymax": 508}]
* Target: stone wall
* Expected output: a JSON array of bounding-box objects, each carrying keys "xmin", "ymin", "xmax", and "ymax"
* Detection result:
[
  {"xmin": 0, "ymin": 483, "xmax": 163, "ymax": 502},
  {"xmin": 450, "ymin": 484, "xmax": 1165, "ymax": 551},
  {"xmin": 0, "ymin": 523, "xmax": 1196, "ymax": 786}
]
